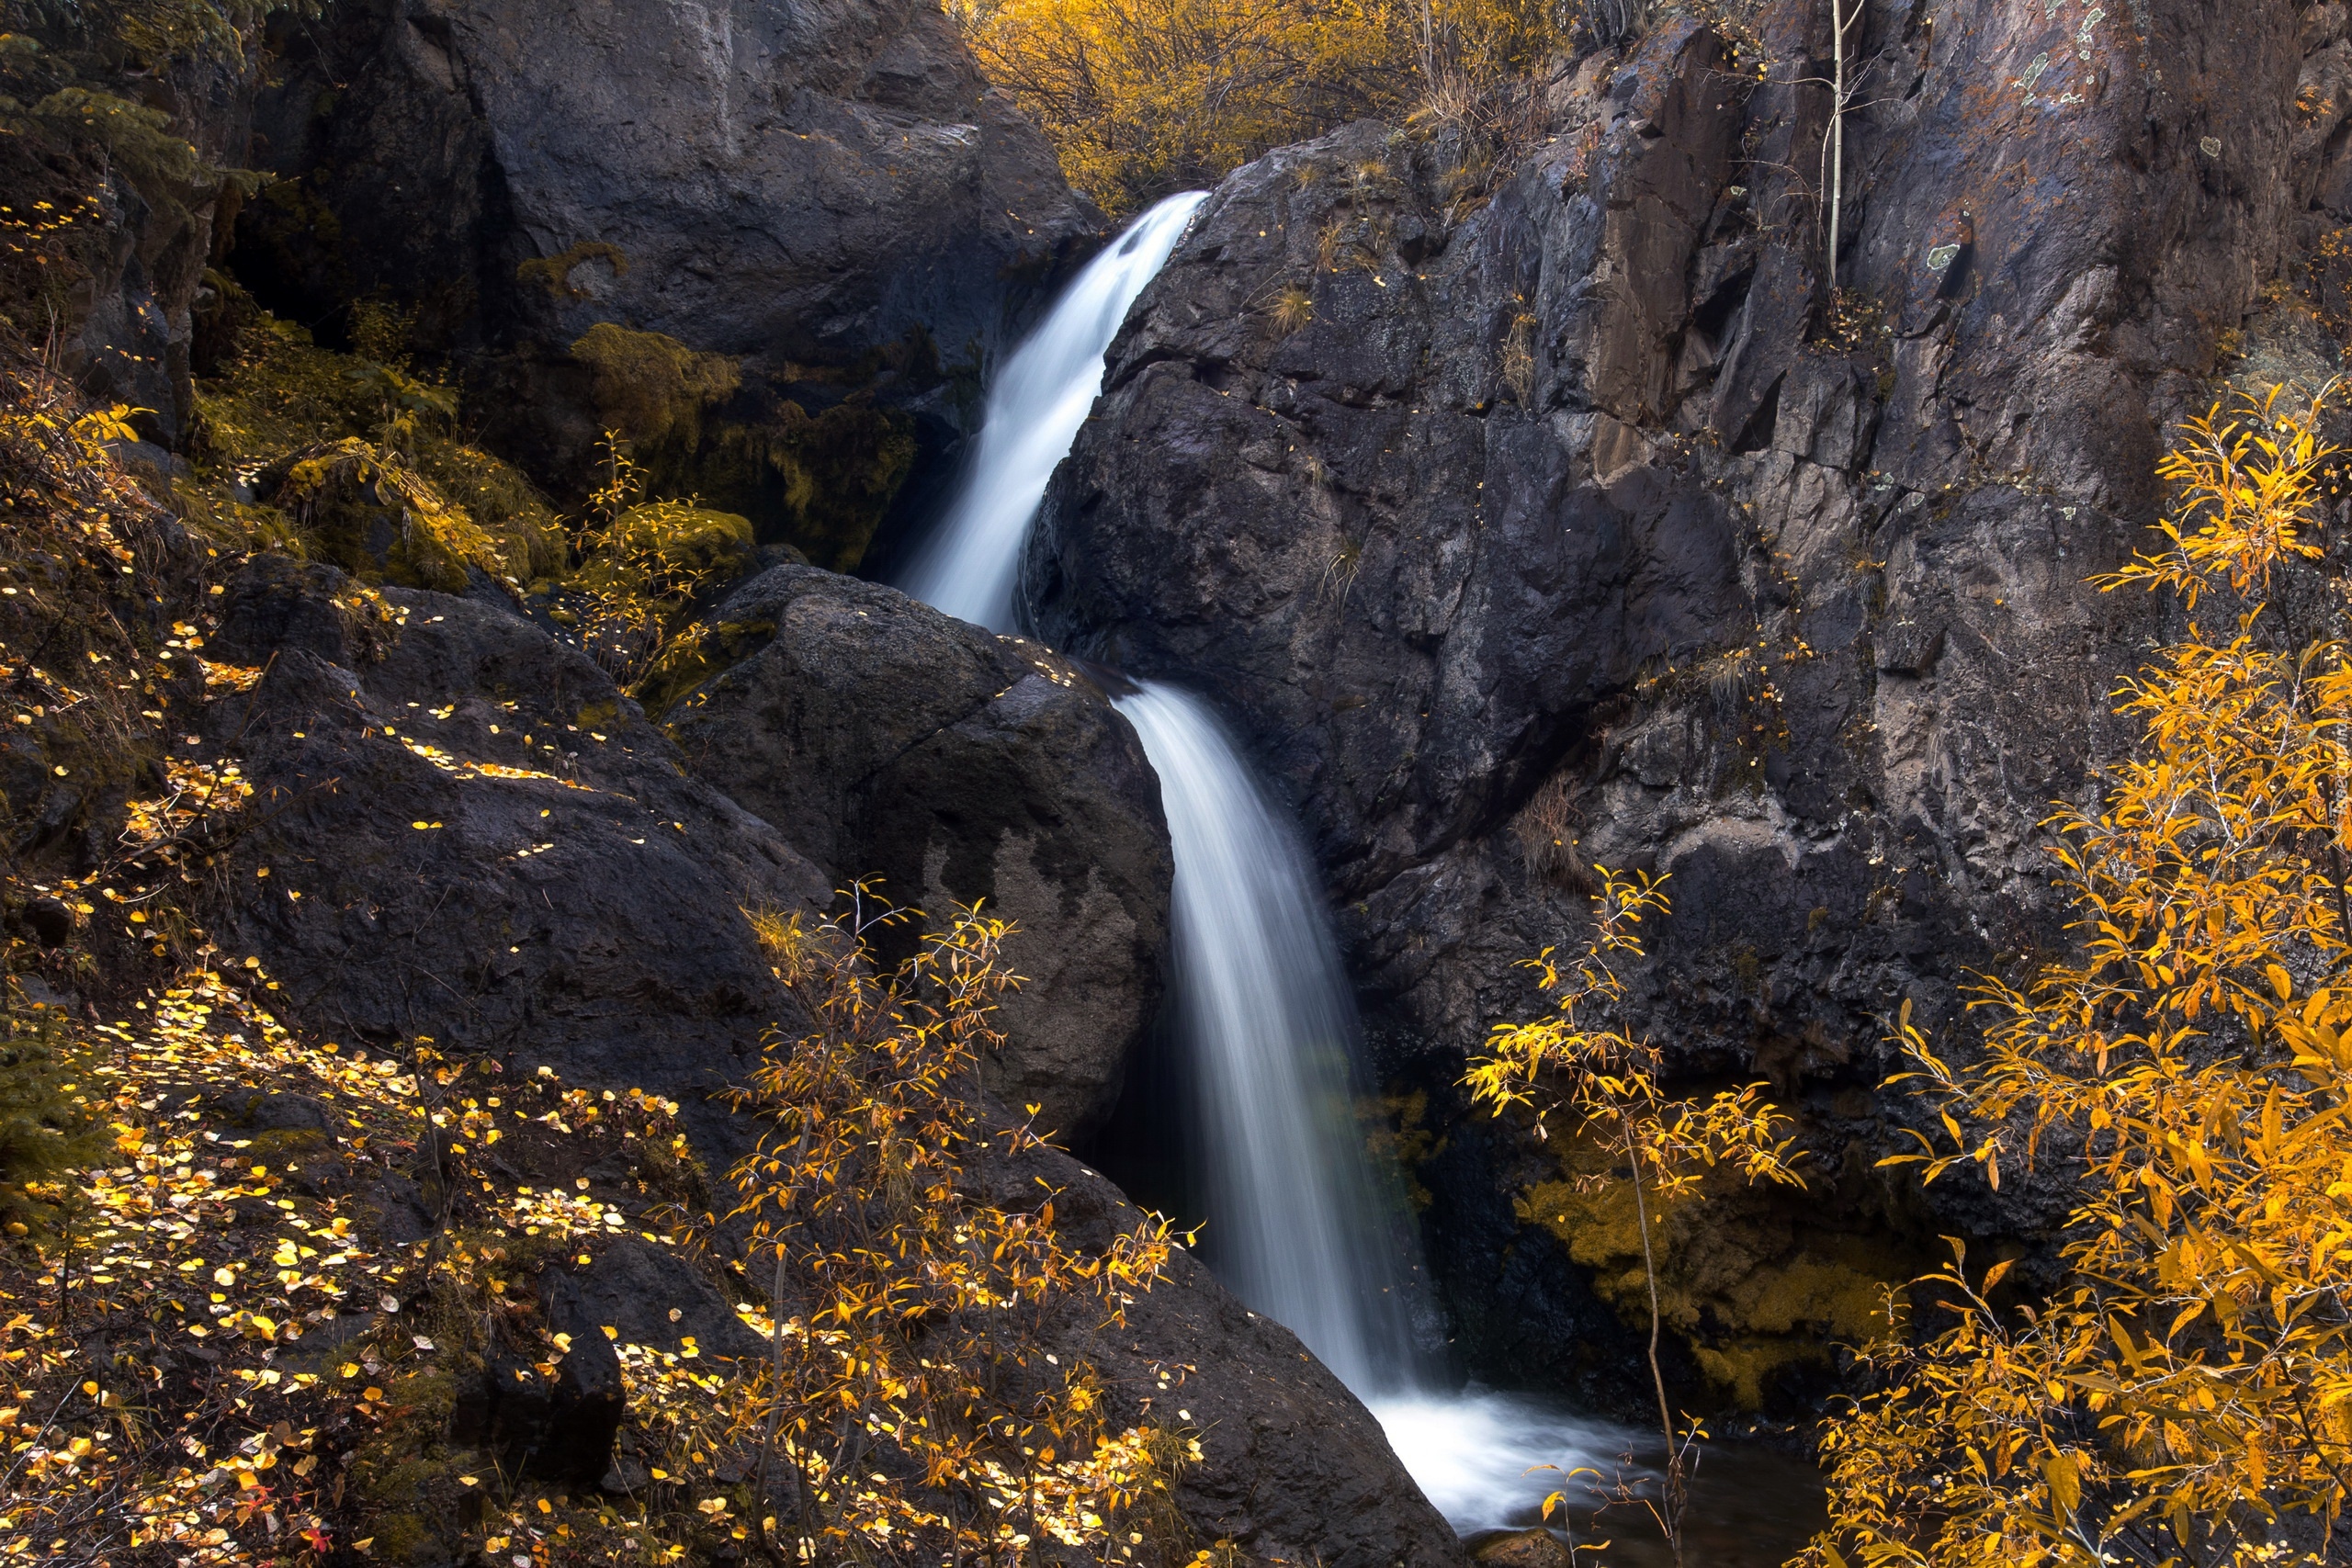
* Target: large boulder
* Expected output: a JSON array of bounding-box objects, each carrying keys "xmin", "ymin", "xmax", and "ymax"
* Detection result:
[
  {"xmin": 244, "ymin": 0, "xmax": 1091, "ymax": 369},
  {"xmin": 986, "ymin": 1139, "xmax": 1465, "ymax": 1568},
  {"xmin": 1022, "ymin": 0, "xmax": 2314, "ymax": 1401},
  {"xmin": 663, "ymin": 565, "xmax": 1172, "ymax": 1143},
  {"xmin": 202, "ymin": 555, "xmax": 828, "ymax": 1106}
]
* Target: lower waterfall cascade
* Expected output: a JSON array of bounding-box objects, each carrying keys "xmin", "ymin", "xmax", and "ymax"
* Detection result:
[
  {"xmin": 893, "ymin": 187, "xmax": 1788, "ymax": 1546},
  {"xmin": 1107, "ymin": 682, "xmax": 1421, "ymax": 1397}
]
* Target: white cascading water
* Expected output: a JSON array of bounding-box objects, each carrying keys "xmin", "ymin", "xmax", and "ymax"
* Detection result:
[
  {"xmin": 1115, "ymin": 683, "xmax": 1630, "ymax": 1531},
  {"xmin": 897, "ymin": 190, "xmax": 1209, "ymax": 633},
  {"xmin": 1108, "ymin": 683, "xmax": 1419, "ymax": 1394},
  {"xmin": 895, "ymin": 187, "xmax": 1640, "ymax": 1538}
]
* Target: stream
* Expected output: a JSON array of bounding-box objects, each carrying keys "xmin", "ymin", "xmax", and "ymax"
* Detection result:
[{"xmin": 894, "ymin": 191, "xmax": 1824, "ymax": 1562}]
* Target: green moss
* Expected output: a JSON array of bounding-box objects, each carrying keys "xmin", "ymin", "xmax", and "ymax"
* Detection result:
[
  {"xmin": 0, "ymin": 997, "xmax": 103, "ymax": 1236},
  {"xmin": 240, "ymin": 1127, "xmax": 330, "ymax": 1166},
  {"xmin": 185, "ymin": 310, "xmax": 565, "ymax": 586},
  {"xmin": 412, "ymin": 441, "xmax": 566, "ymax": 584},
  {"xmin": 1519, "ymin": 1131, "xmax": 1904, "ymax": 1409},
  {"xmin": 582, "ymin": 502, "xmax": 752, "ymax": 588},
  {"xmin": 272, "ymin": 437, "xmax": 517, "ymax": 592},
  {"xmin": 345, "ymin": 1367, "xmax": 476, "ymax": 1564},
  {"xmin": 363, "ymin": 1508, "xmax": 440, "ymax": 1566},
  {"xmin": 571, "ymin": 322, "xmax": 740, "ymax": 459},
  {"xmin": 563, "ymin": 324, "xmax": 919, "ymax": 571}
]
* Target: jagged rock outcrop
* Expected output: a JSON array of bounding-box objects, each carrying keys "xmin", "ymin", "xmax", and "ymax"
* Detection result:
[
  {"xmin": 0, "ymin": 39, "xmax": 260, "ymax": 445},
  {"xmin": 1024, "ymin": 0, "xmax": 2319, "ymax": 1402},
  {"xmin": 664, "ymin": 565, "xmax": 1172, "ymax": 1142}
]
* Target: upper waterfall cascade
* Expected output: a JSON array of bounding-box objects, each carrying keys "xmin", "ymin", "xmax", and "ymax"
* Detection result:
[
  {"xmin": 897, "ymin": 190, "xmax": 1208, "ymax": 634},
  {"xmin": 892, "ymin": 188, "xmax": 1633, "ymax": 1536}
]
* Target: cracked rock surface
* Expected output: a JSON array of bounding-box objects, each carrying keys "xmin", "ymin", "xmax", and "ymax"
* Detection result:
[{"xmin": 1025, "ymin": 0, "xmax": 2321, "ymax": 1401}]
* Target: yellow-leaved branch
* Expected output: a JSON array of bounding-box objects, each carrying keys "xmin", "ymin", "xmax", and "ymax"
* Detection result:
[
  {"xmin": 1808, "ymin": 383, "xmax": 2352, "ymax": 1568},
  {"xmin": 1467, "ymin": 867, "xmax": 1805, "ymax": 1567}
]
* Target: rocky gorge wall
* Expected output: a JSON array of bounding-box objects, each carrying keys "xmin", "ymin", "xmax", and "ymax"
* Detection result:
[
  {"xmin": 240, "ymin": 0, "xmax": 1107, "ymax": 564},
  {"xmin": 21, "ymin": 0, "xmax": 2352, "ymax": 1548},
  {"xmin": 1023, "ymin": 0, "xmax": 2340, "ymax": 1405},
  {"xmin": 24, "ymin": 0, "xmax": 1105, "ymax": 564}
]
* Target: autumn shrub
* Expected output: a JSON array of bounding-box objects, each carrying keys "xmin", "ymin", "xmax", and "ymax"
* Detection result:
[
  {"xmin": 951, "ymin": 0, "xmax": 1579, "ymax": 212},
  {"xmin": 1805, "ymin": 386, "xmax": 2352, "ymax": 1568},
  {"xmin": 697, "ymin": 893, "xmax": 1193, "ymax": 1565},
  {"xmin": 1468, "ymin": 868, "xmax": 1805, "ymax": 1563}
]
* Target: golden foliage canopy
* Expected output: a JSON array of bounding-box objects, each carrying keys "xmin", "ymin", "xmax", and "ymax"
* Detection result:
[
  {"xmin": 950, "ymin": 0, "xmax": 1576, "ymax": 212},
  {"xmin": 1808, "ymin": 386, "xmax": 2352, "ymax": 1568}
]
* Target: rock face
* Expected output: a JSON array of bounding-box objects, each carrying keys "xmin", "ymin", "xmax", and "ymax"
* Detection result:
[
  {"xmin": 0, "ymin": 41, "xmax": 256, "ymax": 446},
  {"xmin": 1024, "ymin": 0, "xmax": 2317, "ymax": 1399},
  {"xmin": 237, "ymin": 0, "xmax": 1097, "ymax": 469},
  {"xmin": 204, "ymin": 555, "xmax": 829, "ymax": 1103},
  {"xmin": 664, "ymin": 565, "xmax": 1173, "ymax": 1142}
]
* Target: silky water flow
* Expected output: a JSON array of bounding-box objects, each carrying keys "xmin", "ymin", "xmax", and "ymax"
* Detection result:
[
  {"xmin": 898, "ymin": 190, "xmax": 1207, "ymax": 634},
  {"xmin": 896, "ymin": 189, "xmax": 1647, "ymax": 1539}
]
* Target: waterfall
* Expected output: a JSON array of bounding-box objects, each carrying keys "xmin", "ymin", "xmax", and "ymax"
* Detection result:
[
  {"xmin": 1113, "ymin": 687, "xmax": 1629, "ymax": 1533},
  {"xmin": 896, "ymin": 190, "xmax": 1209, "ymax": 633},
  {"xmin": 1110, "ymin": 682, "xmax": 1420, "ymax": 1394},
  {"xmin": 893, "ymin": 183, "xmax": 1641, "ymax": 1538}
]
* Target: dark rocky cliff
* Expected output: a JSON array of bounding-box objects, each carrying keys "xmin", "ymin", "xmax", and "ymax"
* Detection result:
[
  {"xmin": 231, "ymin": 0, "xmax": 1104, "ymax": 561},
  {"xmin": 1023, "ymin": 0, "xmax": 2335, "ymax": 1404},
  {"xmin": 240, "ymin": 0, "xmax": 1092, "ymax": 375}
]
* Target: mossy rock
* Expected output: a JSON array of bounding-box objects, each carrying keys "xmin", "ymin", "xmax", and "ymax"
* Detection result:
[
  {"xmin": 571, "ymin": 322, "xmax": 740, "ymax": 457},
  {"xmin": 1519, "ymin": 1131, "xmax": 1907, "ymax": 1409},
  {"xmin": 346, "ymin": 1369, "xmax": 471, "ymax": 1566},
  {"xmin": 240, "ymin": 1127, "xmax": 332, "ymax": 1166},
  {"xmin": 595, "ymin": 502, "xmax": 753, "ymax": 585},
  {"xmin": 569, "ymin": 501, "xmax": 753, "ymax": 619},
  {"xmin": 1471, "ymin": 1528, "xmax": 1575, "ymax": 1568},
  {"xmin": 187, "ymin": 308, "xmax": 565, "ymax": 581},
  {"xmin": 264, "ymin": 439, "xmax": 480, "ymax": 592}
]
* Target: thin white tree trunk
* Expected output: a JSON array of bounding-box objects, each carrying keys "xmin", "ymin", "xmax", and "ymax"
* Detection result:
[{"xmin": 1827, "ymin": 0, "xmax": 1849, "ymax": 290}]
